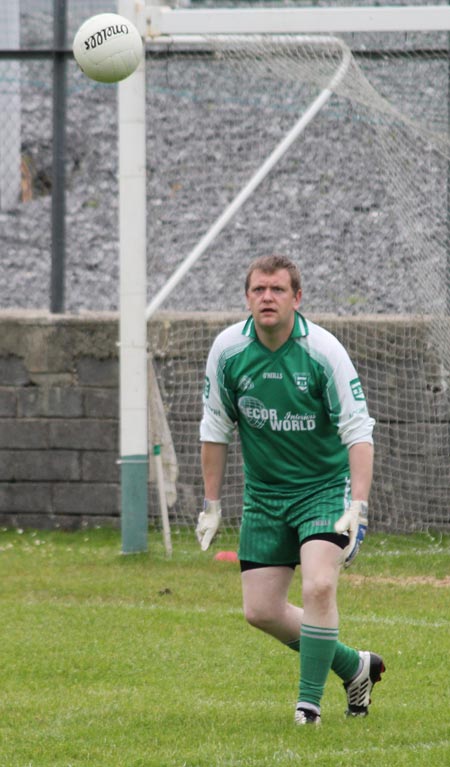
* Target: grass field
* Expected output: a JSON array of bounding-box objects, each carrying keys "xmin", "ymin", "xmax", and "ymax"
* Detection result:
[{"xmin": 0, "ymin": 526, "xmax": 449, "ymax": 767}]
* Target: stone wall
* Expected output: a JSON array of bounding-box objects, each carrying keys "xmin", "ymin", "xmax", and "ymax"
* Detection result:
[
  {"xmin": 0, "ymin": 311, "xmax": 120, "ymax": 530},
  {"xmin": 0, "ymin": 310, "xmax": 448, "ymax": 532}
]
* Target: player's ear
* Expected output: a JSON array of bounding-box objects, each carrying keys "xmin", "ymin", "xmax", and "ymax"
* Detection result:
[{"xmin": 294, "ymin": 289, "xmax": 302, "ymax": 309}]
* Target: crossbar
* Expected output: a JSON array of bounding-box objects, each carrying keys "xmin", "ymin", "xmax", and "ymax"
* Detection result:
[{"xmin": 147, "ymin": 6, "xmax": 450, "ymax": 36}]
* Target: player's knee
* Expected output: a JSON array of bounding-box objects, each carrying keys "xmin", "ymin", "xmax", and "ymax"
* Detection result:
[
  {"xmin": 302, "ymin": 575, "xmax": 336, "ymax": 610},
  {"xmin": 243, "ymin": 600, "xmax": 278, "ymax": 631}
]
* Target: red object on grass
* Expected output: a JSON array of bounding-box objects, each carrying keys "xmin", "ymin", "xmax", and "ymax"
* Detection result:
[{"xmin": 214, "ymin": 550, "xmax": 239, "ymax": 562}]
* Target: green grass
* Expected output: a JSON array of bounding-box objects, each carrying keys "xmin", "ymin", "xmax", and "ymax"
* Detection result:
[{"xmin": 0, "ymin": 527, "xmax": 449, "ymax": 767}]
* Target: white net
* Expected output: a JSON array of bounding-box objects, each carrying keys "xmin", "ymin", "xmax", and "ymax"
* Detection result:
[{"xmin": 145, "ymin": 32, "xmax": 450, "ymax": 533}]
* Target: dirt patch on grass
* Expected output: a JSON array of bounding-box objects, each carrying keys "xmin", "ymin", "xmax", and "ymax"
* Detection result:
[{"xmin": 346, "ymin": 574, "xmax": 450, "ymax": 588}]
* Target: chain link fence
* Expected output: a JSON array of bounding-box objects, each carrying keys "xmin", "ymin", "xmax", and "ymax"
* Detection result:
[
  {"xmin": 0, "ymin": 0, "xmax": 118, "ymax": 312},
  {"xmin": 1, "ymin": 0, "xmax": 449, "ymax": 315}
]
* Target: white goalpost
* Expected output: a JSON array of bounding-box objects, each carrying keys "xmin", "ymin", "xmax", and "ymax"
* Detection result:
[
  {"xmin": 117, "ymin": 0, "xmax": 148, "ymax": 553},
  {"xmin": 118, "ymin": 3, "xmax": 450, "ymax": 551}
]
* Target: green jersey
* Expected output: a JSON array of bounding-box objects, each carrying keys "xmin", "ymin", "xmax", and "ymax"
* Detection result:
[{"xmin": 200, "ymin": 312, "xmax": 374, "ymax": 496}]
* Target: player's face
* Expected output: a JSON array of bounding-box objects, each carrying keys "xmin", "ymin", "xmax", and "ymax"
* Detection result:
[{"xmin": 246, "ymin": 268, "xmax": 302, "ymax": 334}]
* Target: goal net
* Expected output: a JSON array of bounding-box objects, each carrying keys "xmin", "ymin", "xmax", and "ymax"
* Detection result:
[{"xmin": 144, "ymin": 24, "xmax": 450, "ymax": 534}]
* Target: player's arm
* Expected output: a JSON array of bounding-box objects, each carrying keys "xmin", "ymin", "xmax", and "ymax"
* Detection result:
[
  {"xmin": 324, "ymin": 338, "xmax": 375, "ymax": 566},
  {"xmin": 335, "ymin": 441, "xmax": 373, "ymax": 567},
  {"xmin": 197, "ymin": 333, "xmax": 236, "ymax": 551},
  {"xmin": 348, "ymin": 441, "xmax": 373, "ymax": 502},
  {"xmin": 196, "ymin": 442, "xmax": 228, "ymax": 551},
  {"xmin": 202, "ymin": 441, "xmax": 228, "ymax": 501}
]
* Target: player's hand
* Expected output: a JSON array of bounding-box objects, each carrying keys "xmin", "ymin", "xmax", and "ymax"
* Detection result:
[
  {"xmin": 334, "ymin": 500, "xmax": 368, "ymax": 567},
  {"xmin": 196, "ymin": 499, "xmax": 222, "ymax": 551}
]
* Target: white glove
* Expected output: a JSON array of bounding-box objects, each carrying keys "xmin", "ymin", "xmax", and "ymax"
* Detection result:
[
  {"xmin": 196, "ymin": 499, "xmax": 222, "ymax": 551},
  {"xmin": 334, "ymin": 500, "xmax": 368, "ymax": 568}
]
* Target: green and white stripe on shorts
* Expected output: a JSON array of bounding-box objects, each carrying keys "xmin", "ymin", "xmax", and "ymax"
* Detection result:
[{"xmin": 238, "ymin": 474, "xmax": 351, "ymax": 565}]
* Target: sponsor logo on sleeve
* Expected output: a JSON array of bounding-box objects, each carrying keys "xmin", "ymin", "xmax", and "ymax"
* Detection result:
[{"xmin": 350, "ymin": 377, "xmax": 366, "ymax": 401}]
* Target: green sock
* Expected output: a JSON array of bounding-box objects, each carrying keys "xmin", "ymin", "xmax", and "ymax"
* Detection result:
[
  {"xmin": 331, "ymin": 641, "xmax": 360, "ymax": 682},
  {"xmin": 286, "ymin": 635, "xmax": 360, "ymax": 683},
  {"xmin": 299, "ymin": 624, "xmax": 338, "ymax": 708}
]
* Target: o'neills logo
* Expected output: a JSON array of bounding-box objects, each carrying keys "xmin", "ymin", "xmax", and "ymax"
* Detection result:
[
  {"xmin": 238, "ymin": 396, "xmax": 316, "ymax": 432},
  {"xmin": 84, "ymin": 24, "xmax": 130, "ymax": 50}
]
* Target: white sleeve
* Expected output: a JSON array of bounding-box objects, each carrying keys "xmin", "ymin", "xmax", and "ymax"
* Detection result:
[
  {"xmin": 199, "ymin": 334, "xmax": 236, "ymax": 444},
  {"xmin": 322, "ymin": 334, "xmax": 375, "ymax": 448}
]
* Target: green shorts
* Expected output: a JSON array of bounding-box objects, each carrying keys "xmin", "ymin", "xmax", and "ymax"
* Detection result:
[{"xmin": 238, "ymin": 476, "xmax": 351, "ymax": 566}]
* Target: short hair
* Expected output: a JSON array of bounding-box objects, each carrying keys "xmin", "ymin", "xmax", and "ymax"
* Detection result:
[{"xmin": 245, "ymin": 255, "xmax": 302, "ymax": 295}]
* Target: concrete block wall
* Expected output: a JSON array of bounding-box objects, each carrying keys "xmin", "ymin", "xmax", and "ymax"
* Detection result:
[
  {"xmin": 0, "ymin": 311, "xmax": 120, "ymax": 530},
  {"xmin": 0, "ymin": 310, "xmax": 448, "ymax": 532}
]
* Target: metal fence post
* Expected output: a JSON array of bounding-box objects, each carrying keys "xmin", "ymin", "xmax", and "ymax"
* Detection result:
[{"xmin": 50, "ymin": 0, "xmax": 67, "ymax": 313}]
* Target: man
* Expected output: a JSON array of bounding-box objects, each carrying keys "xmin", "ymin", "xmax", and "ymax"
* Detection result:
[{"xmin": 197, "ymin": 254, "xmax": 385, "ymax": 725}]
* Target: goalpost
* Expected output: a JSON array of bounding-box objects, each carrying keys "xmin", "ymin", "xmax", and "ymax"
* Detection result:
[{"xmin": 118, "ymin": 3, "xmax": 450, "ymax": 551}]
